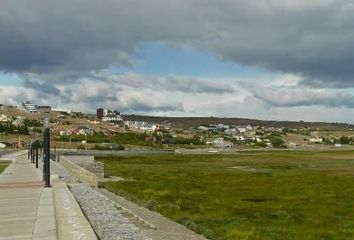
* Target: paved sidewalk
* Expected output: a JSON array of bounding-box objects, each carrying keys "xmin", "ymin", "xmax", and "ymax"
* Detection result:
[{"xmin": 0, "ymin": 151, "xmax": 56, "ymax": 240}]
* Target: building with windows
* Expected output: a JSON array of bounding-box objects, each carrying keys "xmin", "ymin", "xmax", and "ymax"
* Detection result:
[
  {"xmin": 97, "ymin": 108, "xmax": 122, "ymax": 123},
  {"xmin": 22, "ymin": 101, "xmax": 38, "ymax": 113},
  {"xmin": 37, "ymin": 105, "xmax": 51, "ymax": 114},
  {"xmin": 97, "ymin": 108, "xmax": 120, "ymax": 119}
]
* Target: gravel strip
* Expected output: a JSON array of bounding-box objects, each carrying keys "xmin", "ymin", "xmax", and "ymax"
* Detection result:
[
  {"xmin": 39, "ymin": 159, "xmax": 79, "ymax": 183},
  {"xmin": 70, "ymin": 183, "xmax": 151, "ymax": 240},
  {"xmin": 51, "ymin": 160, "xmax": 79, "ymax": 183},
  {"xmin": 98, "ymin": 189, "xmax": 208, "ymax": 240}
]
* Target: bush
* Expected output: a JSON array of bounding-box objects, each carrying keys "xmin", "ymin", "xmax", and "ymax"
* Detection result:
[
  {"xmin": 269, "ymin": 136, "xmax": 285, "ymax": 148},
  {"xmin": 94, "ymin": 144, "xmax": 125, "ymax": 151},
  {"xmin": 177, "ymin": 217, "xmax": 216, "ymax": 240},
  {"xmin": 171, "ymin": 137, "xmax": 205, "ymax": 145},
  {"xmin": 31, "ymin": 127, "xmax": 43, "ymax": 133},
  {"xmin": 257, "ymin": 142, "xmax": 267, "ymax": 148},
  {"xmin": 62, "ymin": 121, "xmax": 71, "ymax": 125},
  {"xmin": 77, "ymin": 144, "xmax": 85, "ymax": 150},
  {"xmin": 0, "ymin": 123, "xmax": 29, "ymax": 135},
  {"xmin": 339, "ymin": 136, "xmax": 351, "ymax": 145},
  {"xmin": 145, "ymin": 200, "xmax": 158, "ymax": 211},
  {"xmin": 24, "ymin": 119, "xmax": 42, "ymax": 127}
]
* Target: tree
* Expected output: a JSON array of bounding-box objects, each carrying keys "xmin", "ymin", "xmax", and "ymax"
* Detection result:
[
  {"xmin": 269, "ymin": 136, "xmax": 285, "ymax": 148},
  {"xmin": 339, "ymin": 136, "xmax": 351, "ymax": 145}
]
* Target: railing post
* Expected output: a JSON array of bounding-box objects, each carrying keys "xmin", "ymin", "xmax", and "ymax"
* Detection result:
[
  {"xmin": 35, "ymin": 141, "xmax": 39, "ymax": 168},
  {"xmin": 28, "ymin": 144, "xmax": 30, "ymax": 160},
  {"xmin": 42, "ymin": 138, "xmax": 45, "ymax": 181},
  {"xmin": 31, "ymin": 143, "xmax": 34, "ymax": 164},
  {"xmin": 43, "ymin": 119, "xmax": 51, "ymax": 188}
]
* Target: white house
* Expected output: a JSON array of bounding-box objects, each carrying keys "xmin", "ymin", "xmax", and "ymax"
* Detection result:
[
  {"xmin": 216, "ymin": 124, "xmax": 230, "ymax": 130},
  {"xmin": 224, "ymin": 128, "xmax": 237, "ymax": 135},
  {"xmin": 197, "ymin": 126, "xmax": 209, "ymax": 131},
  {"xmin": 237, "ymin": 127, "xmax": 247, "ymax": 133},
  {"xmin": 0, "ymin": 114, "xmax": 12, "ymax": 122},
  {"xmin": 213, "ymin": 138, "xmax": 225, "ymax": 148},
  {"xmin": 309, "ymin": 137, "xmax": 323, "ymax": 143},
  {"xmin": 233, "ymin": 136, "xmax": 245, "ymax": 142},
  {"xmin": 102, "ymin": 115, "xmax": 123, "ymax": 122}
]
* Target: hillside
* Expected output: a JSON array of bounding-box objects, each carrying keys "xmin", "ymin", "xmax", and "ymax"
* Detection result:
[
  {"xmin": 123, "ymin": 114, "xmax": 351, "ymax": 130},
  {"xmin": 1, "ymin": 108, "xmax": 351, "ymax": 131}
]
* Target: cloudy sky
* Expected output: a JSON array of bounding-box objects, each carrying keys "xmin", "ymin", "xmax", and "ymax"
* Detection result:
[{"xmin": 1, "ymin": 0, "xmax": 354, "ymax": 123}]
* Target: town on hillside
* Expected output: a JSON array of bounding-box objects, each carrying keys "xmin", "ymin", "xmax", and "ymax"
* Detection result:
[{"xmin": 0, "ymin": 100, "xmax": 353, "ymax": 151}]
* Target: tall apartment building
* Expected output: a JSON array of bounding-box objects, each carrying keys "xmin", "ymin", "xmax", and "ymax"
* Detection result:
[
  {"xmin": 97, "ymin": 108, "xmax": 122, "ymax": 122},
  {"xmin": 22, "ymin": 101, "xmax": 38, "ymax": 113}
]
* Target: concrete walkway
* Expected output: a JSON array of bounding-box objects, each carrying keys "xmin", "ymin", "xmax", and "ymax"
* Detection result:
[
  {"xmin": 0, "ymin": 151, "xmax": 56, "ymax": 240},
  {"xmin": 0, "ymin": 151, "xmax": 98, "ymax": 240}
]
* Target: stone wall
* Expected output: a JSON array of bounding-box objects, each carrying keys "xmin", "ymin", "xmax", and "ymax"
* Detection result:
[
  {"xmin": 59, "ymin": 155, "xmax": 104, "ymax": 179},
  {"xmin": 77, "ymin": 162, "xmax": 104, "ymax": 179},
  {"xmin": 64, "ymin": 155, "xmax": 95, "ymax": 164},
  {"xmin": 59, "ymin": 157, "xmax": 99, "ymax": 187}
]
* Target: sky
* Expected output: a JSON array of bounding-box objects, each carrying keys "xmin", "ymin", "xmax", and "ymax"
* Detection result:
[{"xmin": 0, "ymin": 0, "xmax": 354, "ymax": 123}]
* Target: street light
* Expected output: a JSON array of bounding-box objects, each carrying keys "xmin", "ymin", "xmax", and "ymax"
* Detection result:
[{"xmin": 43, "ymin": 117, "xmax": 51, "ymax": 187}]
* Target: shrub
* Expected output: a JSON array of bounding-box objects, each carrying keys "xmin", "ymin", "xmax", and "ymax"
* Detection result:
[
  {"xmin": 177, "ymin": 217, "xmax": 216, "ymax": 240},
  {"xmin": 269, "ymin": 136, "xmax": 285, "ymax": 148},
  {"xmin": 94, "ymin": 144, "xmax": 125, "ymax": 151},
  {"xmin": 339, "ymin": 136, "xmax": 351, "ymax": 145},
  {"xmin": 145, "ymin": 200, "xmax": 158, "ymax": 211}
]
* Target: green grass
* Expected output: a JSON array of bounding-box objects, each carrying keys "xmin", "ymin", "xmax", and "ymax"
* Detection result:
[
  {"xmin": 0, "ymin": 163, "xmax": 9, "ymax": 173},
  {"xmin": 97, "ymin": 151, "xmax": 354, "ymax": 240}
]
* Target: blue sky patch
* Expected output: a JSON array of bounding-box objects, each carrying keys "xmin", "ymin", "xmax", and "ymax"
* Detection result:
[{"xmin": 112, "ymin": 42, "xmax": 263, "ymax": 78}]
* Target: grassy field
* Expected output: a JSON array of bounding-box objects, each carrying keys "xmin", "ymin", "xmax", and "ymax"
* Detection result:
[
  {"xmin": 0, "ymin": 163, "xmax": 9, "ymax": 173},
  {"xmin": 98, "ymin": 151, "xmax": 354, "ymax": 240}
]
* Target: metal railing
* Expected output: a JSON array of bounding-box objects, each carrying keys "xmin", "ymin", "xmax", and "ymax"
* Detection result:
[{"xmin": 28, "ymin": 125, "xmax": 51, "ymax": 188}]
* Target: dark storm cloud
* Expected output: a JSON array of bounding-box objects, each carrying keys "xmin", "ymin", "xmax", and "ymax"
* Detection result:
[
  {"xmin": 123, "ymin": 99, "xmax": 184, "ymax": 112},
  {"xmin": 23, "ymin": 79, "xmax": 60, "ymax": 96},
  {"xmin": 31, "ymin": 77, "xmax": 187, "ymax": 114},
  {"xmin": 100, "ymin": 73, "xmax": 234, "ymax": 94},
  {"xmin": 163, "ymin": 76, "xmax": 234, "ymax": 94},
  {"xmin": 0, "ymin": 0, "xmax": 135, "ymax": 73},
  {"xmin": 1, "ymin": 0, "xmax": 354, "ymax": 87},
  {"xmin": 85, "ymin": 95, "xmax": 118, "ymax": 103}
]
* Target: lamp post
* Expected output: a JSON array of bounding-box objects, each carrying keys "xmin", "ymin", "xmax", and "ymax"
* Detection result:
[
  {"xmin": 35, "ymin": 140, "xmax": 39, "ymax": 168},
  {"xmin": 31, "ymin": 141, "xmax": 34, "ymax": 164},
  {"xmin": 30, "ymin": 142, "xmax": 33, "ymax": 162},
  {"xmin": 33, "ymin": 132, "xmax": 39, "ymax": 168},
  {"xmin": 28, "ymin": 143, "xmax": 30, "ymax": 160},
  {"xmin": 43, "ymin": 117, "xmax": 51, "ymax": 187}
]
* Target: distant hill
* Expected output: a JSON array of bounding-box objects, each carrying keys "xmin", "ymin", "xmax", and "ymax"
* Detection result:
[{"xmin": 123, "ymin": 114, "xmax": 351, "ymax": 130}]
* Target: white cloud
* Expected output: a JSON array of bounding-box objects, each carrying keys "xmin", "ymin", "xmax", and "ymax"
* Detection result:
[
  {"xmin": 7, "ymin": 72, "xmax": 236, "ymax": 115},
  {"xmin": 245, "ymin": 83, "xmax": 354, "ymax": 108},
  {"xmin": 1, "ymin": 72, "xmax": 354, "ymax": 123}
]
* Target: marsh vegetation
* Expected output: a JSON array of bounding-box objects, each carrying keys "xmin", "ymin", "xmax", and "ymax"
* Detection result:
[{"xmin": 98, "ymin": 151, "xmax": 354, "ymax": 240}]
